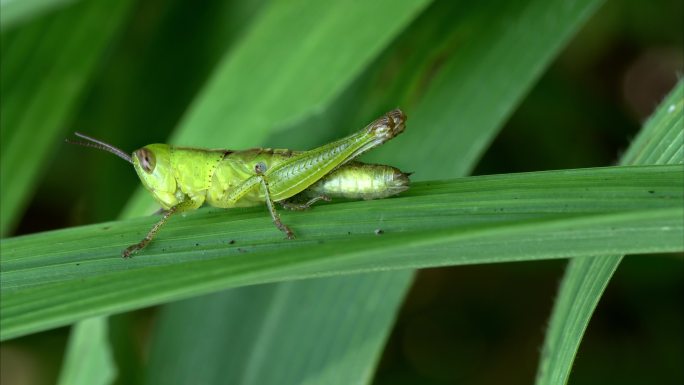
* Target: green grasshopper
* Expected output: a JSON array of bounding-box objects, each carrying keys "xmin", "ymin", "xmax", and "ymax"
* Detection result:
[{"xmin": 68, "ymin": 109, "xmax": 410, "ymax": 258}]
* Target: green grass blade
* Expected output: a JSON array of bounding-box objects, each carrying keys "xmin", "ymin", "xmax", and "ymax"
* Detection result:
[
  {"xmin": 535, "ymin": 80, "xmax": 684, "ymax": 385},
  {"xmin": 0, "ymin": 0, "xmax": 134, "ymax": 235},
  {"xmin": 55, "ymin": 316, "xmax": 116, "ymax": 385},
  {"xmin": 2, "ymin": 165, "xmax": 682, "ymax": 341}
]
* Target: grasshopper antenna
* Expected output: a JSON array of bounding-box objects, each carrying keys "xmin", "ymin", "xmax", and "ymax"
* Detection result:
[{"xmin": 66, "ymin": 132, "xmax": 133, "ymax": 164}]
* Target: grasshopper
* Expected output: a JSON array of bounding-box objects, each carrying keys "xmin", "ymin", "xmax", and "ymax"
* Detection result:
[{"xmin": 68, "ymin": 109, "xmax": 410, "ymax": 258}]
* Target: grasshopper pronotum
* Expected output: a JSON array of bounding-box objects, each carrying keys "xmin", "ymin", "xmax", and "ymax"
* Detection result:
[{"xmin": 68, "ymin": 109, "xmax": 410, "ymax": 258}]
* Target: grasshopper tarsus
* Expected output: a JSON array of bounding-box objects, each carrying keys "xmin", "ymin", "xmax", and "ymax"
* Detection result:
[
  {"xmin": 122, "ymin": 237, "xmax": 150, "ymax": 258},
  {"xmin": 270, "ymin": 213, "xmax": 295, "ymax": 240},
  {"xmin": 271, "ymin": 208, "xmax": 295, "ymax": 240},
  {"xmin": 122, "ymin": 245, "xmax": 137, "ymax": 259}
]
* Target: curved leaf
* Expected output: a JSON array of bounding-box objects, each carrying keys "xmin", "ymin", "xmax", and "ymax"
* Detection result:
[{"xmin": 2, "ymin": 165, "xmax": 682, "ymax": 340}]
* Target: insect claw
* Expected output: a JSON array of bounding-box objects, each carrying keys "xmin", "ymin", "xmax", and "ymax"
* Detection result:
[{"xmin": 122, "ymin": 246, "xmax": 136, "ymax": 259}]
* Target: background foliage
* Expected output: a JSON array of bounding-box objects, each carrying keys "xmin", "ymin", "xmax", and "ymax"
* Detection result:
[{"xmin": 1, "ymin": 0, "xmax": 682, "ymax": 384}]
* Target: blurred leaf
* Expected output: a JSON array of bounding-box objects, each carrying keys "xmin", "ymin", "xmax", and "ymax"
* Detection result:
[
  {"xmin": 145, "ymin": 275, "xmax": 411, "ymax": 385},
  {"xmin": 0, "ymin": 0, "xmax": 76, "ymax": 31},
  {"xmin": 55, "ymin": 316, "xmax": 116, "ymax": 385},
  {"xmin": 0, "ymin": 0, "xmax": 134, "ymax": 235},
  {"xmin": 172, "ymin": 0, "xmax": 430, "ymax": 146},
  {"xmin": 621, "ymin": 80, "xmax": 684, "ymax": 165},
  {"xmin": 1, "ymin": 164, "xmax": 682, "ymax": 340},
  {"xmin": 364, "ymin": 0, "xmax": 606, "ymax": 179},
  {"xmin": 535, "ymin": 80, "xmax": 684, "ymax": 385}
]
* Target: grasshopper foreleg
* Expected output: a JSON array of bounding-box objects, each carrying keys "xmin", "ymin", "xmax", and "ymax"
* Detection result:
[
  {"xmin": 122, "ymin": 198, "xmax": 199, "ymax": 258},
  {"xmin": 122, "ymin": 205, "xmax": 178, "ymax": 258},
  {"xmin": 280, "ymin": 195, "xmax": 331, "ymax": 211}
]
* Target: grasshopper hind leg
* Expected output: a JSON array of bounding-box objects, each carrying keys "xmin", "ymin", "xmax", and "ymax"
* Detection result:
[{"xmin": 279, "ymin": 194, "xmax": 331, "ymax": 211}]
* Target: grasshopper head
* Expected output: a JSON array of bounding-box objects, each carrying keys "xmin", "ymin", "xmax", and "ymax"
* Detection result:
[
  {"xmin": 67, "ymin": 133, "xmax": 180, "ymax": 209},
  {"xmin": 132, "ymin": 144, "xmax": 179, "ymax": 209}
]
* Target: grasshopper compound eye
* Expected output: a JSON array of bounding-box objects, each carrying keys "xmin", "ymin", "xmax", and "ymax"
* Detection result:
[{"xmin": 135, "ymin": 148, "xmax": 157, "ymax": 173}]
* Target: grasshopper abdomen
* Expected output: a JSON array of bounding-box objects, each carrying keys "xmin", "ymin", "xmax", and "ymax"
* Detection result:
[{"xmin": 304, "ymin": 162, "xmax": 409, "ymax": 200}]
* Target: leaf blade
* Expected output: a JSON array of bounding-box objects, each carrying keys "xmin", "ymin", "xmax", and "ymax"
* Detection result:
[{"xmin": 2, "ymin": 165, "xmax": 682, "ymax": 341}]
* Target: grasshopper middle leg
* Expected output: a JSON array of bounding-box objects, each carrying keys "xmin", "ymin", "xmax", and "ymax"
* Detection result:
[{"xmin": 254, "ymin": 162, "xmax": 295, "ymax": 239}]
